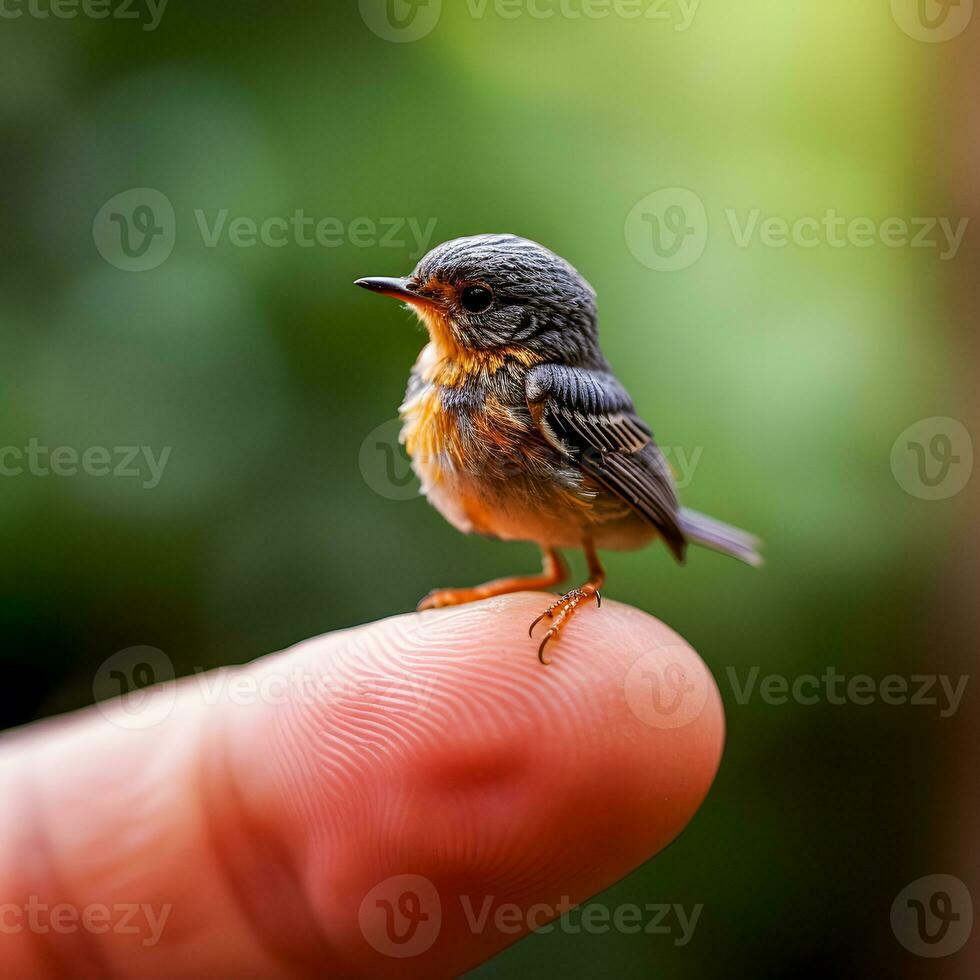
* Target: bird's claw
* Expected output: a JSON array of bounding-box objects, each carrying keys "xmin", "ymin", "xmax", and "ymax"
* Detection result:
[
  {"xmin": 528, "ymin": 586, "xmax": 602, "ymax": 664},
  {"xmin": 538, "ymin": 629, "xmax": 558, "ymax": 665},
  {"xmin": 528, "ymin": 602, "xmax": 561, "ymax": 637},
  {"xmin": 417, "ymin": 590, "xmax": 444, "ymax": 611}
]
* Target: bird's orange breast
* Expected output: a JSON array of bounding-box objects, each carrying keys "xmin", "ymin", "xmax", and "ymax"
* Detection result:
[
  {"xmin": 400, "ymin": 341, "xmax": 541, "ymax": 469},
  {"xmin": 398, "ymin": 344, "xmax": 617, "ymax": 545},
  {"xmin": 401, "ymin": 372, "xmax": 528, "ymax": 479}
]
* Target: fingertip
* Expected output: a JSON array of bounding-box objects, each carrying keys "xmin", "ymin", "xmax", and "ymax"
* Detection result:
[{"xmin": 221, "ymin": 596, "xmax": 724, "ymax": 976}]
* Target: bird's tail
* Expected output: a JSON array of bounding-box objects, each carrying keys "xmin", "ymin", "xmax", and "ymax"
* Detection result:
[{"xmin": 679, "ymin": 508, "xmax": 763, "ymax": 567}]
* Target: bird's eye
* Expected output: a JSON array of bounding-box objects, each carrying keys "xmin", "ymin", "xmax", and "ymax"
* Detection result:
[{"xmin": 460, "ymin": 284, "xmax": 494, "ymax": 314}]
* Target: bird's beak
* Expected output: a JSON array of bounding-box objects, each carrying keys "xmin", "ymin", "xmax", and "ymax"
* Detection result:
[{"xmin": 355, "ymin": 277, "xmax": 436, "ymax": 309}]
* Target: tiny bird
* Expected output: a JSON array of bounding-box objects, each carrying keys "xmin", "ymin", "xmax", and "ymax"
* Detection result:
[{"xmin": 356, "ymin": 235, "xmax": 761, "ymax": 663}]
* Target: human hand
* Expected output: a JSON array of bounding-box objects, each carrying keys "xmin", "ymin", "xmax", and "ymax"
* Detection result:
[{"xmin": 0, "ymin": 594, "xmax": 723, "ymax": 978}]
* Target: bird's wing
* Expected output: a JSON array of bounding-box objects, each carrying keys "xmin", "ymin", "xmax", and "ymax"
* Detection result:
[{"xmin": 525, "ymin": 363, "xmax": 687, "ymax": 561}]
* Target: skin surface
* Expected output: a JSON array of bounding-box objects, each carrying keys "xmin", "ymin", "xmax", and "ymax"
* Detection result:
[{"xmin": 0, "ymin": 595, "xmax": 723, "ymax": 978}]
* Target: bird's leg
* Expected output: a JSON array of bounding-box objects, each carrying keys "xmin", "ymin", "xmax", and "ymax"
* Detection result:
[
  {"xmin": 530, "ymin": 542, "xmax": 606, "ymax": 664},
  {"xmin": 417, "ymin": 548, "xmax": 567, "ymax": 611}
]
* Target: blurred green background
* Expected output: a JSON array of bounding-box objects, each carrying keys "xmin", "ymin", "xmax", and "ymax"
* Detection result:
[{"xmin": 1, "ymin": 1, "xmax": 976, "ymax": 976}]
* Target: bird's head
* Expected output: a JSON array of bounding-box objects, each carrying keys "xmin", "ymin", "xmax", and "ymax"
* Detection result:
[{"xmin": 356, "ymin": 234, "xmax": 599, "ymax": 364}]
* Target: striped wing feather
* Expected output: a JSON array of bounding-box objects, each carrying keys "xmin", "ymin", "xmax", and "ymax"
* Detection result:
[{"xmin": 526, "ymin": 363, "xmax": 688, "ymax": 561}]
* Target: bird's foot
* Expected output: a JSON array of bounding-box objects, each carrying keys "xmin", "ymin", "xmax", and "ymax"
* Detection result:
[
  {"xmin": 528, "ymin": 585, "xmax": 602, "ymax": 665},
  {"xmin": 417, "ymin": 551, "xmax": 569, "ymax": 612},
  {"xmin": 417, "ymin": 587, "xmax": 482, "ymax": 611}
]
